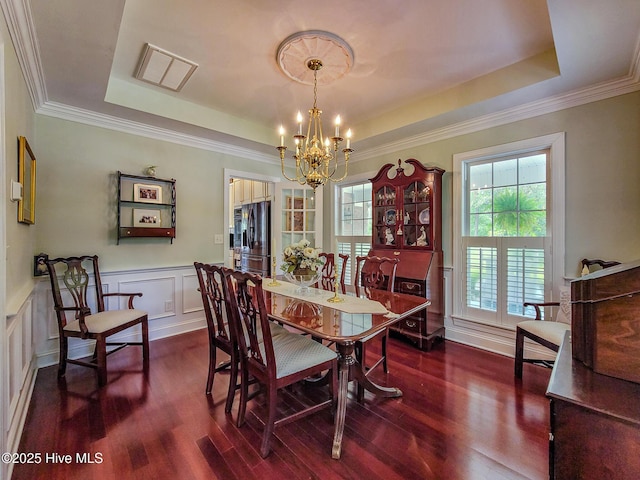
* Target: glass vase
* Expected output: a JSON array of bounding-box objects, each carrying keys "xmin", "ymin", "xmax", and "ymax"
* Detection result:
[{"xmin": 284, "ymin": 269, "xmax": 320, "ymax": 294}]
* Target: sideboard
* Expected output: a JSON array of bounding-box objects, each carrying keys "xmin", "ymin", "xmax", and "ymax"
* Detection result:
[{"xmin": 546, "ymin": 331, "xmax": 640, "ymax": 479}]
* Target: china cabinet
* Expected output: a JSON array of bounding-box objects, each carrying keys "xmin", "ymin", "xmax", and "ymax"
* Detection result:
[
  {"xmin": 369, "ymin": 159, "xmax": 444, "ymax": 350},
  {"xmin": 117, "ymin": 171, "xmax": 176, "ymax": 244}
]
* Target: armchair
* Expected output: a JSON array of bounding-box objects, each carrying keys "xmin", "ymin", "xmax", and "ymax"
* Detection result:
[{"xmin": 46, "ymin": 255, "xmax": 149, "ymax": 386}]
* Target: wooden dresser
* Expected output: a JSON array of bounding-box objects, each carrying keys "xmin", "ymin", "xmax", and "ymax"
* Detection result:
[{"xmin": 546, "ymin": 331, "xmax": 640, "ymax": 479}]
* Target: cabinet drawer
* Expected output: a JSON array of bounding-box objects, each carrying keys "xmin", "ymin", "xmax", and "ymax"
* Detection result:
[
  {"xmin": 397, "ymin": 280, "xmax": 424, "ymax": 296},
  {"xmin": 119, "ymin": 227, "xmax": 175, "ymax": 238},
  {"xmin": 394, "ymin": 315, "xmax": 423, "ymax": 334}
]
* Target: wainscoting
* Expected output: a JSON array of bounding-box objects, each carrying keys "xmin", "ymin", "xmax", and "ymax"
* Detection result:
[{"xmin": 5, "ymin": 292, "xmax": 37, "ymax": 473}]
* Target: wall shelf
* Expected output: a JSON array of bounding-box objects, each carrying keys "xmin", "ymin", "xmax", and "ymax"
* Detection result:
[{"xmin": 117, "ymin": 171, "xmax": 176, "ymax": 244}]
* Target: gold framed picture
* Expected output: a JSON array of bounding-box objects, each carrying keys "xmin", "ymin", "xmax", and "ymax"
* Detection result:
[{"xmin": 18, "ymin": 136, "xmax": 36, "ymax": 224}]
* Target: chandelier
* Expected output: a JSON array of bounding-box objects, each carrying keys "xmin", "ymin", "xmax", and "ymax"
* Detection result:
[{"xmin": 276, "ymin": 58, "xmax": 353, "ymax": 190}]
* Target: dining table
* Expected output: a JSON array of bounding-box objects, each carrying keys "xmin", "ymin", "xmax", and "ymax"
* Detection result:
[{"xmin": 262, "ymin": 278, "xmax": 431, "ymax": 459}]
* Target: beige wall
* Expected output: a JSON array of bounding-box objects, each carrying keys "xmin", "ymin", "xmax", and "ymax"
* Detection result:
[
  {"xmin": 34, "ymin": 116, "xmax": 281, "ymax": 271},
  {"xmin": 3, "ymin": 15, "xmax": 35, "ymax": 310},
  {"xmin": 336, "ymin": 91, "xmax": 640, "ymax": 276}
]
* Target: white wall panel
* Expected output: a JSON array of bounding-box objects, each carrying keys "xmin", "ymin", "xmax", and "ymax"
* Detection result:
[{"xmin": 183, "ymin": 272, "xmax": 202, "ymax": 314}]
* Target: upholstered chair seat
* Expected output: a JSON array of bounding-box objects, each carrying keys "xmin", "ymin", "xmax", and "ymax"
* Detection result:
[
  {"xmin": 262, "ymin": 332, "xmax": 338, "ymax": 379},
  {"xmin": 515, "ymin": 320, "xmax": 570, "ymax": 350},
  {"xmin": 63, "ymin": 309, "xmax": 148, "ymax": 334}
]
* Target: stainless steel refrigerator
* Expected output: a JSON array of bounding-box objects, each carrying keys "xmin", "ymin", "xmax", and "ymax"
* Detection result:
[{"xmin": 238, "ymin": 201, "xmax": 270, "ymax": 276}]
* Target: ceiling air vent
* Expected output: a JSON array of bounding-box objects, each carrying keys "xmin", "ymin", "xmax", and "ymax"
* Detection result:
[{"xmin": 134, "ymin": 43, "xmax": 198, "ymax": 92}]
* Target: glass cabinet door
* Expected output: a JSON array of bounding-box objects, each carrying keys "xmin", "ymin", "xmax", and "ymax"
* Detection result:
[
  {"xmin": 402, "ymin": 181, "xmax": 431, "ymax": 248},
  {"xmin": 373, "ymin": 184, "xmax": 398, "ymax": 247}
]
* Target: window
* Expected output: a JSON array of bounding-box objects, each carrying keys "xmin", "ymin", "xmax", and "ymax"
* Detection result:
[
  {"xmin": 336, "ymin": 181, "xmax": 372, "ymax": 284},
  {"xmin": 453, "ymin": 133, "xmax": 565, "ymax": 329}
]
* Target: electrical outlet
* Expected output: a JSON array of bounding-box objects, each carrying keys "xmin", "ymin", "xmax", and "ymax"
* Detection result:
[
  {"xmin": 164, "ymin": 300, "xmax": 173, "ymax": 312},
  {"xmin": 214, "ymin": 234, "xmax": 223, "ymax": 244}
]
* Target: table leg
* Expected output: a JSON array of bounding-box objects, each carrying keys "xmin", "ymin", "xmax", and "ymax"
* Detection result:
[
  {"xmin": 351, "ymin": 354, "xmax": 403, "ymax": 398},
  {"xmin": 332, "ymin": 350, "xmax": 351, "ymax": 459},
  {"xmin": 331, "ymin": 341, "xmax": 403, "ymax": 459}
]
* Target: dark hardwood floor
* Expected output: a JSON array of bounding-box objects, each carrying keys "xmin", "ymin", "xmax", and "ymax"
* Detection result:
[{"xmin": 12, "ymin": 329, "xmax": 551, "ymax": 480}]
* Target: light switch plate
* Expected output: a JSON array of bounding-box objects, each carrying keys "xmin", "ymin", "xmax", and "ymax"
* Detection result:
[
  {"xmin": 10, "ymin": 180, "xmax": 22, "ymax": 201},
  {"xmin": 214, "ymin": 234, "xmax": 223, "ymax": 244}
]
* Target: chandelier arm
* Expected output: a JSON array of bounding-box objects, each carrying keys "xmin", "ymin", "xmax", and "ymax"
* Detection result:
[
  {"xmin": 280, "ymin": 167, "xmax": 298, "ymax": 183},
  {"xmin": 280, "ymin": 153, "xmax": 299, "ymax": 183},
  {"xmin": 326, "ymin": 155, "xmax": 338, "ymax": 177},
  {"xmin": 328, "ymin": 154, "xmax": 350, "ymax": 183}
]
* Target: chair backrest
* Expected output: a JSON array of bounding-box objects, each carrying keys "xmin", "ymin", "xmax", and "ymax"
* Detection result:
[
  {"xmin": 224, "ymin": 269, "xmax": 275, "ymax": 379},
  {"xmin": 46, "ymin": 255, "xmax": 105, "ymax": 328},
  {"xmin": 354, "ymin": 255, "xmax": 399, "ymax": 296},
  {"xmin": 581, "ymin": 258, "xmax": 621, "ymax": 276},
  {"xmin": 317, "ymin": 253, "xmax": 349, "ymax": 293},
  {"xmin": 548, "ymin": 259, "xmax": 620, "ymax": 323},
  {"xmin": 194, "ymin": 262, "xmax": 233, "ymax": 349}
]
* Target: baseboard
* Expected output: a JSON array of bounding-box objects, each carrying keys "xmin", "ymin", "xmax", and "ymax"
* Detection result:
[{"xmin": 444, "ymin": 320, "xmax": 556, "ymax": 361}]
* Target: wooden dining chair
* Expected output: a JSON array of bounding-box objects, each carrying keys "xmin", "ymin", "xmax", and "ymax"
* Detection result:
[
  {"xmin": 317, "ymin": 252, "xmax": 349, "ymax": 293},
  {"xmin": 353, "ymin": 255, "xmax": 399, "ymax": 402},
  {"xmin": 224, "ymin": 269, "xmax": 338, "ymax": 457},
  {"xmin": 514, "ymin": 258, "xmax": 620, "ymax": 378},
  {"xmin": 194, "ymin": 262, "xmax": 239, "ymax": 410},
  {"xmin": 194, "ymin": 262, "xmax": 287, "ymax": 404},
  {"xmin": 46, "ymin": 255, "xmax": 149, "ymax": 386}
]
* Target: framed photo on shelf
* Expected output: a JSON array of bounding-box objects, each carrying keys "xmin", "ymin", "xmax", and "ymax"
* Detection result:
[
  {"xmin": 33, "ymin": 252, "xmax": 48, "ymax": 277},
  {"xmin": 133, "ymin": 183, "xmax": 162, "ymax": 203},
  {"xmin": 133, "ymin": 208, "xmax": 161, "ymax": 227}
]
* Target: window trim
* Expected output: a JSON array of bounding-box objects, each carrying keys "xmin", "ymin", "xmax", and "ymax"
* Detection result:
[
  {"xmin": 452, "ymin": 133, "xmax": 565, "ymax": 326},
  {"xmin": 333, "ymin": 171, "xmax": 377, "ymax": 284}
]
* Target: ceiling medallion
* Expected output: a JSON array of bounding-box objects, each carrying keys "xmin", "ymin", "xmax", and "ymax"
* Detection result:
[{"xmin": 276, "ymin": 31, "xmax": 354, "ymax": 86}]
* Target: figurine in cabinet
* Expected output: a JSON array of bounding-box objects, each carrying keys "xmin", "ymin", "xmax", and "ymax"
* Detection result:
[
  {"xmin": 416, "ymin": 226, "xmax": 428, "ymax": 246},
  {"xmin": 385, "ymin": 227, "xmax": 395, "ymax": 245}
]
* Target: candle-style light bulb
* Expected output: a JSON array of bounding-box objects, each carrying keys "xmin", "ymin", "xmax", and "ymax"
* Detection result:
[
  {"xmin": 279, "ymin": 125, "xmax": 285, "ymax": 147},
  {"xmin": 297, "ymin": 111, "xmax": 303, "ymax": 135},
  {"xmin": 346, "ymin": 129, "xmax": 352, "ymax": 149},
  {"xmin": 334, "ymin": 115, "xmax": 341, "ymax": 137}
]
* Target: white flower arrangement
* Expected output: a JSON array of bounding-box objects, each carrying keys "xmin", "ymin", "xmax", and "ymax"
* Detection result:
[{"xmin": 280, "ymin": 239, "xmax": 324, "ymax": 273}]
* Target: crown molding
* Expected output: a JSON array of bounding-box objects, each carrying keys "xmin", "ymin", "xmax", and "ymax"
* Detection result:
[
  {"xmin": 36, "ymin": 101, "xmax": 276, "ymax": 164},
  {"xmin": 0, "ymin": 0, "xmax": 47, "ymax": 108},
  {"xmin": 353, "ymin": 72, "xmax": 640, "ymax": 162},
  {"xmin": 34, "ymin": 72, "xmax": 640, "ymax": 167}
]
